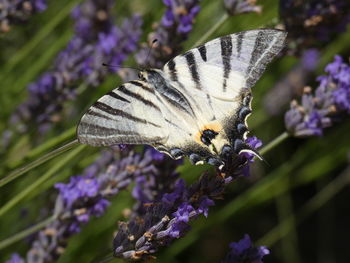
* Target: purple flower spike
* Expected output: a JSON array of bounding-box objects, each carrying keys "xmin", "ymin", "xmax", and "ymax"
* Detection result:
[
  {"xmin": 222, "ymin": 234, "xmax": 270, "ymax": 263},
  {"xmin": 285, "ymin": 55, "xmax": 350, "ymax": 137},
  {"xmin": 113, "ymin": 137, "xmax": 261, "ymax": 260},
  {"xmin": 135, "ymin": 0, "xmax": 201, "ymax": 69},
  {"xmin": 172, "ymin": 203, "xmax": 195, "ymax": 223},
  {"xmin": 0, "ymin": 0, "xmax": 48, "ymax": 33},
  {"xmin": 224, "ymin": 0, "xmax": 262, "ymax": 16}
]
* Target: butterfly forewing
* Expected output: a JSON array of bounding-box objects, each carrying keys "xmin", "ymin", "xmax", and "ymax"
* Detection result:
[
  {"xmin": 164, "ymin": 29, "xmax": 287, "ymax": 103},
  {"xmin": 77, "ymin": 81, "xmax": 169, "ymax": 146}
]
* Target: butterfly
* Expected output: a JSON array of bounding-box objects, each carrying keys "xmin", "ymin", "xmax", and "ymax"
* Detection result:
[{"xmin": 77, "ymin": 29, "xmax": 287, "ymax": 169}]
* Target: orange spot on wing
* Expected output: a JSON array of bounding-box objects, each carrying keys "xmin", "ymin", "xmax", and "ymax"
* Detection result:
[{"xmin": 194, "ymin": 122, "xmax": 223, "ymax": 144}]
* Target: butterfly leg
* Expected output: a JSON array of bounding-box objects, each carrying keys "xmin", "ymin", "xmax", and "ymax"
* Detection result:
[{"xmin": 170, "ymin": 148, "xmax": 185, "ymax": 160}]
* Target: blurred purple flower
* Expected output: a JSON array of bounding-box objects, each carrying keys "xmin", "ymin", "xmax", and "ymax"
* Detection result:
[
  {"xmin": 280, "ymin": 0, "xmax": 350, "ymax": 54},
  {"xmin": 224, "ymin": 0, "xmax": 262, "ymax": 16},
  {"xmin": 302, "ymin": 48, "xmax": 320, "ymax": 71},
  {"xmin": 135, "ymin": 0, "xmax": 201, "ymax": 68},
  {"xmin": 5, "ymin": 253, "xmax": 25, "ymax": 263},
  {"xmin": 0, "ymin": 0, "xmax": 47, "ymax": 32},
  {"xmin": 285, "ymin": 55, "xmax": 350, "ymax": 137},
  {"xmin": 4, "ymin": 0, "xmax": 142, "ymax": 146},
  {"xmin": 222, "ymin": 234, "xmax": 270, "ymax": 263}
]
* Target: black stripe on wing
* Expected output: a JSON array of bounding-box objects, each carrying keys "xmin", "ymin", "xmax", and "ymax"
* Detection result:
[
  {"xmin": 107, "ymin": 91, "xmax": 130, "ymax": 103},
  {"xmin": 197, "ymin": 45, "xmax": 207, "ymax": 62},
  {"xmin": 129, "ymin": 80, "xmax": 155, "ymax": 94},
  {"xmin": 166, "ymin": 59, "xmax": 178, "ymax": 81},
  {"xmin": 86, "ymin": 109, "xmax": 115, "ymax": 121},
  {"xmin": 220, "ymin": 35, "xmax": 233, "ymax": 92},
  {"xmin": 184, "ymin": 51, "xmax": 201, "ymax": 90},
  {"xmin": 118, "ymin": 85, "xmax": 161, "ymax": 111},
  {"xmin": 147, "ymin": 69, "xmax": 196, "ymax": 117},
  {"xmin": 245, "ymin": 31, "xmax": 275, "ymax": 88},
  {"xmin": 79, "ymin": 122, "xmax": 142, "ymax": 137},
  {"xmin": 246, "ymin": 31, "xmax": 266, "ymax": 74},
  {"xmin": 92, "ymin": 101, "xmax": 162, "ymax": 128},
  {"xmin": 236, "ymin": 31, "xmax": 245, "ymax": 58}
]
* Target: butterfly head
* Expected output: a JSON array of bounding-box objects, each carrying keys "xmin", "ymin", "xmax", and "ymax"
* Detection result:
[{"xmin": 137, "ymin": 71, "xmax": 147, "ymax": 81}]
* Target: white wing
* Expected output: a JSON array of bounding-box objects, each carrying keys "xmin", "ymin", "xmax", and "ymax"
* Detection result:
[
  {"xmin": 77, "ymin": 80, "xmax": 199, "ymax": 157},
  {"xmin": 77, "ymin": 81, "xmax": 169, "ymax": 146}
]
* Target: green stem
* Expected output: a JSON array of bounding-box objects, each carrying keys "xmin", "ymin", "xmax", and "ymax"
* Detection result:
[
  {"xmin": 192, "ymin": 13, "xmax": 229, "ymax": 47},
  {"xmin": 260, "ymin": 131, "xmax": 290, "ymax": 156},
  {"xmin": 0, "ymin": 144, "xmax": 85, "ymax": 217},
  {"xmin": 0, "ymin": 139, "xmax": 79, "ymax": 188},
  {"xmin": 0, "ymin": 216, "xmax": 56, "ymax": 250},
  {"xmin": 8, "ymin": 126, "xmax": 76, "ymax": 168}
]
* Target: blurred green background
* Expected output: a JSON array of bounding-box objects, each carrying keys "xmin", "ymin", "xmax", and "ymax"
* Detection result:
[{"xmin": 1, "ymin": 0, "xmax": 350, "ymax": 262}]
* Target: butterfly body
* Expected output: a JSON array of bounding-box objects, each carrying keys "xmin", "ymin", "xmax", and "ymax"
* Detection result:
[{"xmin": 77, "ymin": 29, "xmax": 287, "ymax": 169}]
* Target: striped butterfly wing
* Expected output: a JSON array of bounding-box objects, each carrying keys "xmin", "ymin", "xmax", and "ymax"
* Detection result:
[
  {"xmin": 163, "ymin": 29, "xmax": 287, "ymax": 122},
  {"xmin": 77, "ymin": 81, "xmax": 169, "ymax": 146}
]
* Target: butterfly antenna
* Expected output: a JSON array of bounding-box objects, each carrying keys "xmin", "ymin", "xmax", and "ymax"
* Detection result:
[
  {"xmin": 145, "ymin": 39, "xmax": 158, "ymax": 66},
  {"xmin": 102, "ymin": 63, "xmax": 139, "ymax": 72}
]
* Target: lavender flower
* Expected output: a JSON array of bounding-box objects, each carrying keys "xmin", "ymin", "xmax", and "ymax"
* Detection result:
[
  {"xmin": 224, "ymin": 0, "xmax": 262, "ymax": 16},
  {"xmin": 113, "ymin": 137, "xmax": 262, "ymax": 260},
  {"xmin": 135, "ymin": 0, "xmax": 201, "ymax": 69},
  {"xmin": 5, "ymin": 253, "xmax": 25, "ymax": 263},
  {"xmin": 6, "ymin": 149, "xmax": 162, "ymax": 263},
  {"xmin": 285, "ymin": 55, "xmax": 350, "ymax": 137},
  {"xmin": 280, "ymin": 0, "xmax": 350, "ymax": 54},
  {"xmin": 5, "ymin": 0, "xmax": 142, "ymax": 142},
  {"xmin": 113, "ymin": 173, "xmax": 227, "ymax": 260},
  {"xmin": 222, "ymin": 234, "xmax": 270, "ymax": 263},
  {"xmin": 0, "ymin": 0, "xmax": 47, "ymax": 32}
]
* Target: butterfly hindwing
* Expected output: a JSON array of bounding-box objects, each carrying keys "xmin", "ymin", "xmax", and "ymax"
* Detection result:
[{"xmin": 160, "ymin": 29, "xmax": 286, "ymax": 162}]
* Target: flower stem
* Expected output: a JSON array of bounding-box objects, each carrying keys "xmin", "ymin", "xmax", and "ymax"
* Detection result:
[
  {"xmin": 192, "ymin": 13, "xmax": 229, "ymax": 47},
  {"xmin": 8, "ymin": 126, "xmax": 76, "ymax": 168},
  {"xmin": 0, "ymin": 144, "xmax": 85, "ymax": 217},
  {"xmin": 0, "ymin": 139, "xmax": 80, "ymax": 188},
  {"xmin": 260, "ymin": 131, "xmax": 290, "ymax": 156},
  {"xmin": 0, "ymin": 215, "xmax": 56, "ymax": 250}
]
